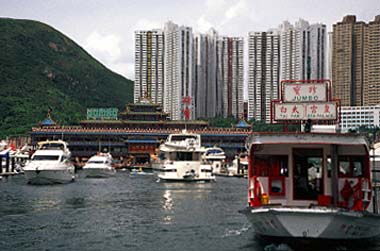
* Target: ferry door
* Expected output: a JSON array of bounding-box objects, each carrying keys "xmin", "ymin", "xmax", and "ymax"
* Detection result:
[{"xmin": 293, "ymin": 148, "xmax": 323, "ymax": 200}]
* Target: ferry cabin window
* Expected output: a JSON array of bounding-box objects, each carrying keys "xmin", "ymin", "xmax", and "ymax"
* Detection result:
[
  {"xmin": 327, "ymin": 156, "xmax": 365, "ymax": 178},
  {"xmin": 253, "ymin": 155, "xmax": 288, "ymax": 177},
  {"xmin": 293, "ymin": 149, "xmax": 323, "ymax": 200}
]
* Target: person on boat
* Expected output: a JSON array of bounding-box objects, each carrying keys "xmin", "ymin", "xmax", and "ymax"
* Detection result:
[{"xmin": 295, "ymin": 163, "xmax": 309, "ymax": 194}]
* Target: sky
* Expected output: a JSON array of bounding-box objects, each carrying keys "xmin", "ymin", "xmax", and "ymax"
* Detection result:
[{"xmin": 1, "ymin": 0, "xmax": 380, "ymax": 81}]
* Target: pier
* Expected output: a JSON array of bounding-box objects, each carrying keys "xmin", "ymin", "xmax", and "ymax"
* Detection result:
[{"xmin": 0, "ymin": 149, "xmax": 27, "ymax": 176}]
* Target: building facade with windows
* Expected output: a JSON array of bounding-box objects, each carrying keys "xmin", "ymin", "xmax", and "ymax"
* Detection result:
[
  {"xmin": 248, "ymin": 31, "xmax": 280, "ymax": 122},
  {"xmin": 163, "ymin": 21, "xmax": 194, "ymax": 120},
  {"xmin": 332, "ymin": 15, "xmax": 366, "ymax": 107},
  {"xmin": 279, "ymin": 19, "xmax": 326, "ymax": 81},
  {"xmin": 217, "ymin": 36, "xmax": 244, "ymax": 118},
  {"xmin": 363, "ymin": 15, "xmax": 380, "ymax": 106},
  {"xmin": 134, "ymin": 30, "xmax": 164, "ymax": 105},
  {"xmin": 340, "ymin": 105, "xmax": 380, "ymax": 132},
  {"xmin": 193, "ymin": 29, "xmax": 220, "ymax": 119}
]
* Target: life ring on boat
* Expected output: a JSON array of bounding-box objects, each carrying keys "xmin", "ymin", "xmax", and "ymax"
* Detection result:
[
  {"xmin": 351, "ymin": 177, "xmax": 371, "ymax": 211},
  {"xmin": 248, "ymin": 176, "xmax": 263, "ymax": 207}
]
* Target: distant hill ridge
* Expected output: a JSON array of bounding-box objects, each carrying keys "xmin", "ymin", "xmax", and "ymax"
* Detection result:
[{"xmin": 0, "ymin": 18, "xmax": 133, "ymax": 137}]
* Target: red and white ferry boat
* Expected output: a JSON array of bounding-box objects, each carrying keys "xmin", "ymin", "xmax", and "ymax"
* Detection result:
[
  {"xmin": 241, "ymin": 132, "xmax": 380, "ymax": 241},
  {"xmin": 241, "ymin": 80, "xmax": 380, "ymax": 242}
]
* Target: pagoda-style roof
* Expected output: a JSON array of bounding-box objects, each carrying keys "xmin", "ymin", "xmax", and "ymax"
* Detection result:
[
  {"xmin": 119, "ymin": 98, "xmax": 170, "ymax": 121},
  {"xmin": 39, "ymin": 109, "xmax": 57, "ymax": 127},
  {"xmin": 234, "ymin": 119, "xmax": 251, "ymax": 129},
  {"xmin": 128, "ymin": 96, "xmax": 160, "ymax": 107}
]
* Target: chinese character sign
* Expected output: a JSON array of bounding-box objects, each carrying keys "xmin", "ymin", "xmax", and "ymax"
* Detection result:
[
  {"xmin": 283, "ymin": 83, "xmax": 327, "ymax": 102},
  {"xmin": 181, "ymin": 96, "xmax": 192, "ymax": 120},
  {"xmin": 274, "ymin": 102, "xmax": 337, "ymax": 121}
]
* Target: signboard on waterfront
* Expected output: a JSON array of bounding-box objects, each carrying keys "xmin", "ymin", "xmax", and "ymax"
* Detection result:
[
  {"xmin": 87, "ymin": 108, "xmax": 118, "ymax": 120},
  {"xmin": 273, "ymin": 102, "xmax": 337, "ymax": 121},
  {"xmin": 283, "ymin": 82, "xmax": 327, "ymax": 102}
]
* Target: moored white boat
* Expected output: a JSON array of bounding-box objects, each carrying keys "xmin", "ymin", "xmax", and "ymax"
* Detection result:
[
  {"xmin": 154, "ymin": 130, "xmax": 215, "ymax": 182},
  {"xmin": 82, "ymin": 152, "xmax": 116, "ymax": 178},
  {"xmin": 23, "ymin": 140, "xmax": 75, "ymax": 184},
  {"xmin": 241, "ymin": 132, "xmax": 380, "ymax": 242},
  {"xmin": 227, "ymin": 152, "xmax": 248, "ymax": 177},
  {"xmin": 203, "ymin": 146, "xmax": 227, "ymax": 175}
]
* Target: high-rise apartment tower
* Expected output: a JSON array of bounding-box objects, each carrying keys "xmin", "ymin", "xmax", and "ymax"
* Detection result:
[
  {"xmin": 279, "ymin": 19, "xmax": 326, "ymax": 81},
  {"xmin": 217, "ymin": 37, "xmax": 244, "ymax": 118},
  {"xmin": 248, "ymin": 31, "xmax": 280, "ymax": 122},
  {"xmin": 163, "ymin": 21, "xmax": 194, "ymax": 120},
  {"xmin": 134, "ymin": 30, "xmax": 165, "ymax": 104},
  {"xmin": 193, "ymin": 29, "xmax": 220, "ymax": 119},
  {"xmin": 332, "ymin": 15, "xmax": 366, "ymax": 106}
]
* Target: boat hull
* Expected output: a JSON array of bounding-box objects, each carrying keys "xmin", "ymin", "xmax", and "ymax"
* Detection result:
[
  {"xmin": 82, "ymin": 167, "xmax": 116, "ymax": 178},
  {"xmin": 24, "ymin": 168, "xmax": 75, "ymax": 185},
  {"xmin": 157, "ymin": 176, "xmax": 216, "ymax": 182},
  {"xmin": 154, "ymin": 161, "xmax": 215, "ymax": 182},
  {"xmin": 241, "ymin": 206, "xmax": 380, "ymax": 240}
]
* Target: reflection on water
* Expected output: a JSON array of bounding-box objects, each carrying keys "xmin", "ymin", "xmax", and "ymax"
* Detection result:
[
  {"xmin": 163, "ymin": 190, "xmax": 173, "ymax": 211},
  {"xmin": 31, "ymin": 199, "xmax": 61, "ymax": 212},
  {"xmin": 162, "ymin": 190, "xmax": 173, "ymax": 224},
  {"xmin": 6, "ymin": 173, "xmax": 378, "ymax": 250}
]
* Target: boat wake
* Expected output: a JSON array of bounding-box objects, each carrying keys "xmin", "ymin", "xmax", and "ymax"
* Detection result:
[{"xmin": 222, "ymin": 223, "xmax": 251, "ymax": 237}]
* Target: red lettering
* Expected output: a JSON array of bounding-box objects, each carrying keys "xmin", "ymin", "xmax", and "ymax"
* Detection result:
[
  {"xmin": 309, "ymin": 85, "xmax": 317, "ymax": 94},
  {"xmin": 293, "ymin": 86, "xmax": 301, "ymax": 95},
  {"xmin": 324, "ymin": 104, "xmax": 330, "ymax": 113},
  {"xmin": 311, "ymin": 105, "xmax": 318, "ymax": 113}
]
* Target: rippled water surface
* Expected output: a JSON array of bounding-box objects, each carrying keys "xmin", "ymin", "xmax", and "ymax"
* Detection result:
[
  {"xmin": 0, "ymin": 172, "xmax": 263, "ymax": 251},
  {"xmin": 2, "ymin": 172, "xmax": 380, "ymax": 251}
]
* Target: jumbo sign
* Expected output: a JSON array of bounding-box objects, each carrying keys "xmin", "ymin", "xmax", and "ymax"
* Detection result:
[
  {"xmin": 283, "ymin": 82, "xmax": 327, "ymax": 102},
  {"xmin": 272, "ymin": 80, "xmax": 338, "ymax": 122}
]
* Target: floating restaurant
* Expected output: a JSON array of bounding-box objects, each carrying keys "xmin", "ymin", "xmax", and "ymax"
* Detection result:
[{"xmin": 31, "ymin": 98, "xmax": 251, "ymax": 168}]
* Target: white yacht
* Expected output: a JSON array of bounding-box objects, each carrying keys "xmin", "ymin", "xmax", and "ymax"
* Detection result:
[
  {"xmin": 154, "ymin": 130, "xmax": 215, "ymax": 182},
  {"xmin": 82, "ymin": 152, "xmax": 116, "ymax": 178},
  {"xmin": 227, "ymin": 152, "xmax": 248, "ymax": 177},
  {"xmin": 203, "ymin": 146, "xmax": 227, "ymax": 175},
  {"xmin": 23, "ymin": 140, "xmax": 75, "ymax": 184}
]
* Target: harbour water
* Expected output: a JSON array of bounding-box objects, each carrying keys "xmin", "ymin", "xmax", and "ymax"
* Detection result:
[
  {"xmin": 2, "ymin": 172, "xmax": 380, "ymax": 251},
  {"xmin": 0, "ymin": 172, "xmax": 262, "ymax": 251}
]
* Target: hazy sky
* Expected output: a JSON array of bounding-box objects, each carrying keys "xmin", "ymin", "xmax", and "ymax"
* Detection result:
[{"xmin": 1, "ymin": 0, "xmax": 379, "ymax": 81}]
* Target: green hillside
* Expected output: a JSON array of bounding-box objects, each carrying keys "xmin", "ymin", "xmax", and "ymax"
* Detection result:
[{"xmin": 0, "ymin": 18, "xmax": 133, "ymax": 137}]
